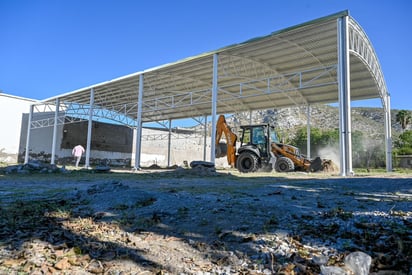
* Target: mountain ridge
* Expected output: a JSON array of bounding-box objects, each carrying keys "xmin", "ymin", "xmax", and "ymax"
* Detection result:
[{"xmin": 226, "ymin": 105, "xmax": 409, "ymax": 140}]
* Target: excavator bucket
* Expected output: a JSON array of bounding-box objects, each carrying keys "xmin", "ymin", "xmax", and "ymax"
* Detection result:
[{"xmin": 309, "ymin": 156, "xmax": 323, "ymax": 172}]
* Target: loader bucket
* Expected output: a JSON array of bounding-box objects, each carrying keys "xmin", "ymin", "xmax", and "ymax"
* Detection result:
[{"xmin": 309, "ymin": 156, "xmax": 323, "ymax": 172}]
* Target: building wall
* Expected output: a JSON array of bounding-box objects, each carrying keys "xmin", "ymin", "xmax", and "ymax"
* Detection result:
[
  {"xmin": 1, "ymin": 92, "xmax": 224, "ymax": 167},
  {"xmin": 61, "ymin": 119, "xmax": 133, "ymax": 153},
  {"xmin": 11, "ymin": 103, "xmax": 222, "ymax": 168},
  {"xmin": 137, "ymin": 128, "xmax": 228, "ymax": 168},
  {"xmin": 19, "ymin": 112, "xmax": 64, "ymax": 162},
  {"xmin": 19, "ymin": 113, "xmax": 134, "ymax": 166},
  {"xmin": 0, "ymin": 93, "xmax": 36, "ymax": 163}
]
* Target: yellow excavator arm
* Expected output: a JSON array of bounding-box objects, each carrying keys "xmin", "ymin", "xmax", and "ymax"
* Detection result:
[{"xmin": 216, "ymin": 115, "xmax": 237, "ymax": 167}]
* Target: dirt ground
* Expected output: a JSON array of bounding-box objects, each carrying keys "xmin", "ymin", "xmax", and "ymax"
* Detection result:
[{"xmin": 0, "ymin": 168, "xmax": 411, "ymax": 274}]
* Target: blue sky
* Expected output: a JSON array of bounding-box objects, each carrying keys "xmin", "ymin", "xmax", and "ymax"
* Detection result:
[{"xmin": 1, "ymin": 0, "xmax": 411, "ymax": 110}]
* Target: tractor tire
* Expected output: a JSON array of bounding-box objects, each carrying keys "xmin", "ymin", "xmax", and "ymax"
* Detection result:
[
  {"xmin": 236, "ymin": 152, "xmax": 260, "ymax": 173},
  {"xmin": 275, "ymin": 157, "xmax": 295, "ymax": 172}
]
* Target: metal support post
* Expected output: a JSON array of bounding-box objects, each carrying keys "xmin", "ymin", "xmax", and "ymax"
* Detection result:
[
  {"xmin": 203, "ymin": 115, "xmax": 207, "ymax": 161},
  {"xmin": 24, "ymin": 104, "xmax": 34, "ymax": 164},
  {"xmin": 167, "ymin": 119, "xmax": 172, "ymax": 167},
  {"xmin": 51, "ymin": 98, "xmax": 60, "ymax": 165},
  {"xmin": 85, "ymin": 88, "xmax": 94, "ymax": 168},
  {"xmin": 249, "ymin": 110, "xmax": 253, "ymax": 124},
  {"xmin": 384, "ymin": 95, "xmax": 392, "ymax": 171},
  {"xmin": 134, "ymin": 74, "xmax": 144, "ymax": 170},
  {"xmin": 337, "ymin": 15, "xmax": 353, "ymax": 176},
  {"xmin": 306, "ymin": 105, "xmax": 311, "ymax": 159},
  {"xmin": 210, "ymin": 54, "xmax": 218, "ymax": 163}
]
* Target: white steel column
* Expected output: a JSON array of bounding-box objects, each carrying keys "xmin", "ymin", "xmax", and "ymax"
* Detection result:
[
  {"xmin": 85, "ymin": 88, "xmax": 94, "ymax": 168},
  {"xmin": 306, "ymin": 105, "xmax": 311, "ymax": 159},
  {"xmin": 134, "ymin": 74, "xmax": 144, "ymax": 170},
  {"xmin": 203, "ymin": 115, "xmax": 207, "ymax": 161},
  {"xmin": 210, "ymin": 54, "xmax": 218, "ymax": 163},
  {"xmin": 384, "ymin": 95, "xmax": 393, "ymax": 171},
  {"xmin": 167, "ymin": 119, "xmax": 172, "ymax": 167},
  {"xmin": 51, "ymin": 98, "xmax": 60, "ymax": 165},
  {"xmin": 337, "ymin": 16, "xmax": 353, "ymax": 176},
  {"xmin": 24, "ymin": 104, "xmax": 34, "ymax": 164}
]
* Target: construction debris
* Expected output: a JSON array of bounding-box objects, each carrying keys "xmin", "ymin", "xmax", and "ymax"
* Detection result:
[{"xmin": 1, "ymin": 160, "xmax": 70, "ymax": 174}]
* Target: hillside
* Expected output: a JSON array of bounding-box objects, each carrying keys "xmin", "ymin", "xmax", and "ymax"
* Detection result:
[{"xmin": 226, "ymin": 105, "xmax": 408, "ymax": 140}]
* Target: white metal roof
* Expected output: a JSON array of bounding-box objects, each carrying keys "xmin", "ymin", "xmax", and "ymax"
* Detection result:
[{"xmin": 41, "ymin": 10, "xmax": 388, "ymax": 126}]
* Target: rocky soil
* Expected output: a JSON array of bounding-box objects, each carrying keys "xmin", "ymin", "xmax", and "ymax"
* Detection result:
[{"xmin": 0, "ymin": 167, "xmax": 411, "ymax": 274}]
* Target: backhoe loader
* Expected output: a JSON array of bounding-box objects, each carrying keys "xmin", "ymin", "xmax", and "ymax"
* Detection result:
[{"xmin": 216, "ymin": 115, "xmax": 330, "ymax": 173}]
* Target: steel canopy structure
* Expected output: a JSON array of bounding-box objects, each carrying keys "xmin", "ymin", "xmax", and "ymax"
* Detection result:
[{"xmin": 25, "ymin": 10, "xmax": 391, "ymax": 175}]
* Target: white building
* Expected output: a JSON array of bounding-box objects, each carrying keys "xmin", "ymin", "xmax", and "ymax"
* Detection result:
[{"xmin": 0, "ymin": 93, "xmax": 37, "ymax": 163}]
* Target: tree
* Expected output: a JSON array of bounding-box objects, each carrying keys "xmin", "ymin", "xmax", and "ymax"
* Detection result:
[
  {"xmin": 395, "ymin": 110, "xmax": 412, "ymax": 131},
  {"xmin": 292, "ymin": 127, "xmax": 386, "ymax": 168},
  {"xmin": 292, "ymin": 127, "xmax": 339, "ymax": 156},
  {"xmin": 394, "ymin": 130, "xmax": 412, "ymax": 155}
]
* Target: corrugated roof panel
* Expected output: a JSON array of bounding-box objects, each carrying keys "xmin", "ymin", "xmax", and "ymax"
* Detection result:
[{"xmin": 39, "ymin": 10, "xmax": 387, "ymax": 125}]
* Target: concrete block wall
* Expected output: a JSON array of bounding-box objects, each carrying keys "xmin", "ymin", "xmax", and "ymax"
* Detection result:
[
  {"xmin": 139, "ymin": 129, "xmax": 228, "ymax": 168},
  {"xmin": 18, "ymin": 113, "xmax": 134, "ymax": 166}
]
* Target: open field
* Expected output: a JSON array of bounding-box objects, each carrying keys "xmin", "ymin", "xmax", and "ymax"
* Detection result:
[{"xmin": 0, "ymin": 168, "xmax": 411, "ymax": 274}]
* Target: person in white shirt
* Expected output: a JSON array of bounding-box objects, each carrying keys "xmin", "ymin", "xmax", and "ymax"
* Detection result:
[{"xmin": 72, "ymin": 145, "xmax": 85, "ymax": 168}]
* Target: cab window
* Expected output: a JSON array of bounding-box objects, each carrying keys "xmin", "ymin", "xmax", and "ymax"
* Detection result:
[
  {"xmin": 270, "ymin": 127, "xmax": 279, "ymax": 143},
  {"xmin": 252, "ymin": 127, "xmax": 266, "ymax": 145},
  {"xmin": 242, "ymin": 128, "xmax": 251, "ymax": 144}
]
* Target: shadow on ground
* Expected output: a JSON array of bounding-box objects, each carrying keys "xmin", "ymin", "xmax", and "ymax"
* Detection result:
[{"xmin": 0, "ymin": 169, "xmax": 411, "ymax": 273}]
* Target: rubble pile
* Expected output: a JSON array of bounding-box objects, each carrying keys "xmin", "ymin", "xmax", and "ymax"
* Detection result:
[
  {"xmin": 1, "ymin": 160, "xmax": 70, "ymax": 174},
  {"xmin": 167, "ymin": 161, "xmax": 219, "ymax": 177}
]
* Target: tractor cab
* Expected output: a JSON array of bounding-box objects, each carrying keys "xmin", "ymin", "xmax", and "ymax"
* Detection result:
[
  {"xmin": 239, "ymin": 124, "xmax": 279, "ymax": 153},
  {"xmin": 236, "ymin": 124, "xmax": 278, "ymax": 172}
]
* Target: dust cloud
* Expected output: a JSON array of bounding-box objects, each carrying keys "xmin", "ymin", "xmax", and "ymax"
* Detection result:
[{"xmin": 317, "ymin": 145, "xmax": 340, "ymax": 170}]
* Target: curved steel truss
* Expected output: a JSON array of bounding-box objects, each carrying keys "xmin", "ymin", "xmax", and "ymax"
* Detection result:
[{"xmin": 348, "ymin": 18, "xmax": 389, "ymax": 111}]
